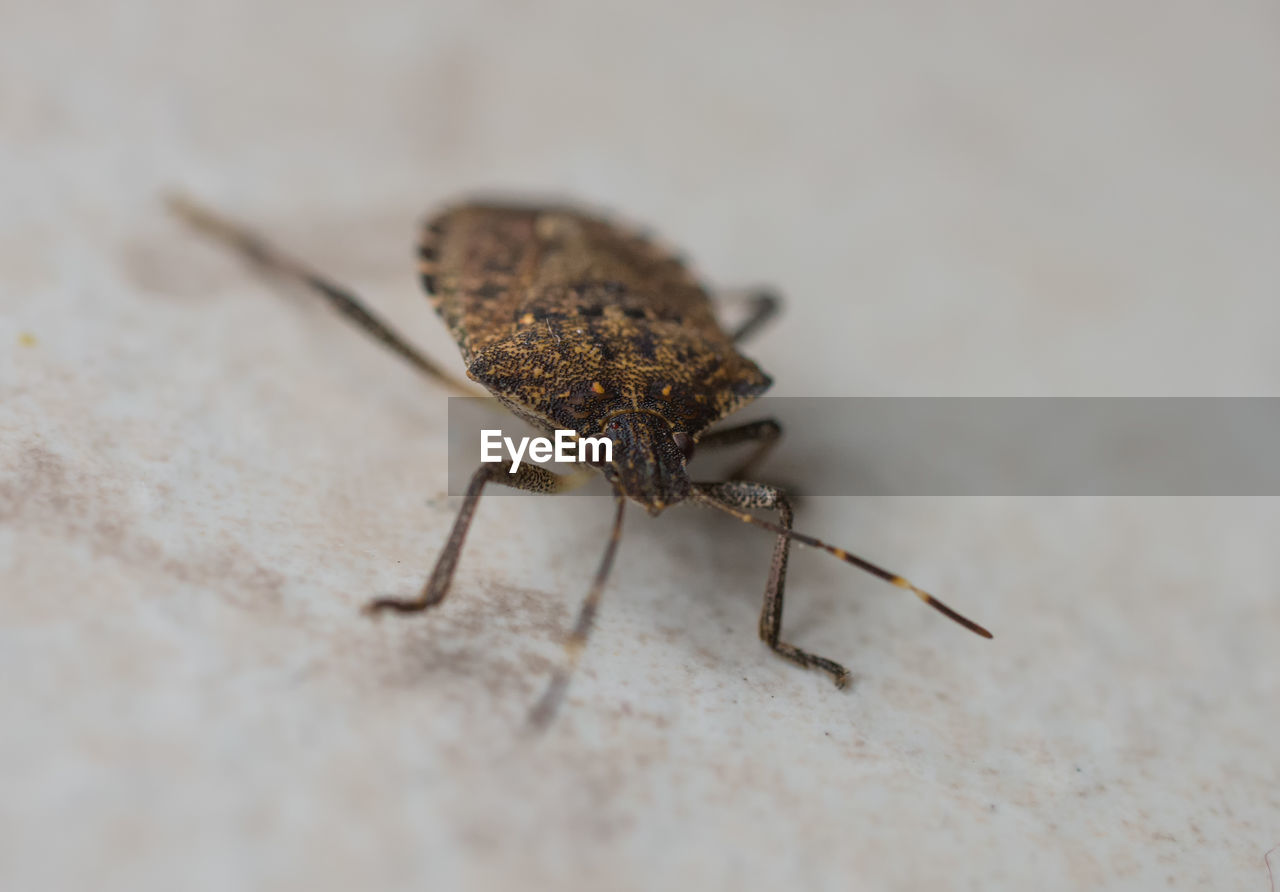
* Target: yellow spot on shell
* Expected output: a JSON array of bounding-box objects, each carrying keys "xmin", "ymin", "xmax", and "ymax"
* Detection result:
[{"xmin": 536, "ymin": 213, "xmax": 581, "ymax": 241}]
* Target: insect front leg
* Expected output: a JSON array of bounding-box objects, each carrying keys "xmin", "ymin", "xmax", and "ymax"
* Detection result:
[
  {"xmin": 695, "ymin": 480, "xmax": 851, "ymax": 689},
  {"xmin": 364, "ymin": 462, "xmax": 580, "ymax": 615},
  {"xmin": 695, "ymin": 418, "xmax": 782, "ymax": 481}
]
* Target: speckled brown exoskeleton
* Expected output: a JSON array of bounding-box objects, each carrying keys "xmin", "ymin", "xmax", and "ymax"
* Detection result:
[{"xmin": 169, "ymin": 195, "xmax": 992, "ymax": 728}]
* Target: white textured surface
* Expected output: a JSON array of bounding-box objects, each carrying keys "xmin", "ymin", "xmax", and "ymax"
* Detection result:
[{"xmin": 3, "ymin": 2, "xmax": 1279, "ymax": 890}]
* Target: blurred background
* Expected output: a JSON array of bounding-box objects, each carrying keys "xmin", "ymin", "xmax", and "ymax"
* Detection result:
[{"xmin": 3, "ymin": 2, "xmax": 1278, "ymax": 890}]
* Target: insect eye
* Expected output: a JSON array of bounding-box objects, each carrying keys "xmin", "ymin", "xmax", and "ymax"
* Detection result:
[{"xmin": 672, "ymin": 432, "xmax": 694, "ymax": 462}]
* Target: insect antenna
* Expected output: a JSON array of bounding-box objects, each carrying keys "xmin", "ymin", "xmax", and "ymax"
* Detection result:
[
  {"xmin": 526, "ymin": 493, "xmax": 628, "ymax": 731},
  {"xmin": 690, "ymin": 489, "xmax": 992, "ymax": 639}
]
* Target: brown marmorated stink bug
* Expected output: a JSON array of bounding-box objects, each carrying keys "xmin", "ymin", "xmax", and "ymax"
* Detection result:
[{"xmin": 169, "ymin": 194, "xmax": 992, "ymax": 728}]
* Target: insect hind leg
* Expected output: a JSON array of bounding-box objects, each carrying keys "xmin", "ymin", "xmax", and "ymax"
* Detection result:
[
  {"xmin": 718, "ymin": 288, "xmax": 780, "ymax": 344},
  {"xmin": 167, "ymin": 193, "xmax": 478, "ymax": 396},
  {"xmin": 695, "ymin": 480, "xmax": 851, "ymax": 689}
]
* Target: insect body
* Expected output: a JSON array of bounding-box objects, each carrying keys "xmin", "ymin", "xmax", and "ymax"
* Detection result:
[
  {"xmin": 170, "ymin": 195, "xmax": 992, "ymax": 728},
  {"xmin": 421, "ymin": 204, "xmax": 771, "ymax": 512}
]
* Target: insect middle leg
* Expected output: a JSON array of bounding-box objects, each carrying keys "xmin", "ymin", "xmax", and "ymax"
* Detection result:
[
  {"xmin": 695, "ymin": 418, "xmax": 782, "ymax": 481},
  {"xmin": 695, "ymin": 480, "xmax": 851, "ymax": 689},
  {"xmin": 364, "ymin": 462, "xmax": 584, "ymax": 615}
]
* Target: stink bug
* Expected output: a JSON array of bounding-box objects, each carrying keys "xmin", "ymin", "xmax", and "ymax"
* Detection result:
[{"xmin": 169, "ymin": 195, "xmax": 992, "ymax": 727}]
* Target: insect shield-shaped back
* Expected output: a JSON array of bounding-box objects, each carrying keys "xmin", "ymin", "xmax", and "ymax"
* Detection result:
[{"xmin": 466, "ymin": 323, "xmax": 772, "ymax": 512}]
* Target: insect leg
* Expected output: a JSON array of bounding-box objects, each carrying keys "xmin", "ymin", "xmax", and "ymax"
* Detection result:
[
  {"xmin": 527, "ymin": 493, "xmax": 627, "ymax": 731},
  {"xmin": 364, "ymin": 461, "xmax": 583, "ymax": 615},
  {"xmin": 694, "ymin": 418, "xmax": 782, "ymax": 480},
  {"xmin": 719, "ymin": 288, "xmax": 780, "ymax": 344},
  {"xmin": 695, "ymin": 480, "xmax": 851, "ymax": 688},
  {"xmin": 166, "ymin": 193, "xmax": 478, "ymax": 396}
]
